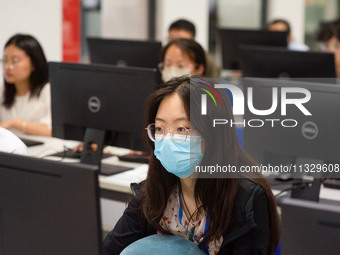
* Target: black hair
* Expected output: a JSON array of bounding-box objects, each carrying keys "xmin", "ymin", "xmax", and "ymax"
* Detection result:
[
  {"xmin": 161, "ymin": 38, "xmax": 206, "ymax": 75},
  {"xmin": 266, "ymin": 19, "xmax": 291, "ymax": 34},
  {"xmin": 2, "ymin": 34, "xmax": 49, "ymax": 108},
  {"xmin": 317, "ymin": 19, "xmax": 340, "ymax": 42},
  {"xmin": 169, "ymin": 19, "xmax": 196, "ymax": 38}
]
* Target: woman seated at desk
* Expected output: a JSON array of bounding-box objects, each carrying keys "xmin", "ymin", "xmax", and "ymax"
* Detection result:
[
  {"xmin": 103, "ymin": 76, "xmax": 280, "ymax": 255},
  {"xmin": 159, "ymin": 38, "xmax": 206, "ymax": 83},
  {"xmin": 74, "ymin": 38, "xmax": 208, "ymax": 155},
  {"xmin": 0, "ymin": 34, "xmax": 51, "ymax": 136}
]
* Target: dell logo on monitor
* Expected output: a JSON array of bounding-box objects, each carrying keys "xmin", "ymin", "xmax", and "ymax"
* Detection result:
[
  {"xmin": 301, "ymin": 121, "xmax": 318, "ymax": 140},
  {"xmin": 88, "ymin": 96, "xmax": 101, "ymax": 113},
  {"xmin": 116, "ymin": 59, "xmax": 128, "ymax": 67}
]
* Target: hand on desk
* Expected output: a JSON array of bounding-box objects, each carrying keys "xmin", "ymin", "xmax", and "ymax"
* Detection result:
[
  {"xmin": 73, "ymin": 142, "xmax": 148, "ymax": 155},
  {"xmin": 0, "ymin": 118, "xmax": 51, "ymax": 136},
  {"xmin": 73, "ymin": 142, "xmax": 98, "ymax": 153},
  {"xmin": 129, "ymin": 150, "xmax": 149, "ymax": 156},
  {"xmin": 73, "ymin": 143, "xmax": 149, "ymax": 162}
]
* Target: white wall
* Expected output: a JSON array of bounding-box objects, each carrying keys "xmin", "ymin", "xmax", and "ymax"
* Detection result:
[
  {"xmin": 100, "ymin": 198, "xmax": 126, "ymax": 232},
  {"xmin": 101, "ymin": 0, "xmax": 210, "ymax": 50},
  {"xmin": 0, "ymin": 0, "xmax": 62, "ymax": 62},
  {"xmin": 324, "ymin": 0, "xmax": 339, "ymax": 21},
  {"xmin": 217, "ymin": 0, "xmax": 262, "ymax": 29},
  {"xmin": 156, "ymin": 0, "xmax": 209, "ymax": 50},
  {"xmin": 101, "ymin": 0, "xmax": 149, "ymax": 40},
  {"xmin": 267, "ymin": 0, "xmax": 305, "ymax": 43}
]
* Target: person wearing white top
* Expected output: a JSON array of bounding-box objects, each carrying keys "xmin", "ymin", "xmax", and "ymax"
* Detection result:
[
  {"xmin": 0, "ymin": 34, "xmax": 51, "ymax": 136},
  {"xmin": 0, "ymin": 127, "xmax": 28, "ymax": 155}
]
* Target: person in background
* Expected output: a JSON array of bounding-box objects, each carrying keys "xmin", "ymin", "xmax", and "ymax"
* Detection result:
[
  {"xmin": 317, "ymin": 18, "xmax": 340, "ymax": 77},
  {"xmin": 168, "ymin": 19, "xmax": 221, "ymax": 78},
  {"xmin": 103, "ymin": 76, "xmax": 280, "ymax": 255},
  {"xmin": 266, "ymin": 19, "xmax": 310, "ymax": 51},
  {"xmin": 72, "ymin": 40, "xmax": 207, "ymax": 153},
  {"xmin": 0, "ymin": 127, "xmax": 28, "ymax": 155},
  {"xmin": 0, "ymin": 34, "xmax": 51, "ymax": 136},
  {"xmin": 160, "ymin": 38, "xmax": 206, "ymax": 82}
]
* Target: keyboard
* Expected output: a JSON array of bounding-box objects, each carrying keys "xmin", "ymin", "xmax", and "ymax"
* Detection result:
[
  {"xmin": 100, "ymin": 163, "xmax": 132, "ymax": 176},
  {"xmin": 48, "ymin": 149, "xmax": 113, "ymax": 159},
  {"xmin": 323, "ymin": 179, "xmax": 340, "ymax": 190},
  {"xmin": 118, "ymin": 153, "xmax": 150, "ymax": 164},
  {"xmin": 20, "ymin": 138, "xmax": 44, "ymax": 147}
]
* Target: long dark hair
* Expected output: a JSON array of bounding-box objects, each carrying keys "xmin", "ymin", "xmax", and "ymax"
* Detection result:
[
  {"xmin": 2, "ymin": 34, "xmax": 49, "ymax": 108},
  {"xmin": 161, "ymin": 38, "xmax": 206, "ymax": 75},
  {"xmin": 142, "ymin": 75, "xmax": 279, "ymax": 254}
]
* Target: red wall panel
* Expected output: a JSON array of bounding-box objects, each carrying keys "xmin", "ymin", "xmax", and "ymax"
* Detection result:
[{"xmin": 62, "ymin": 0, "xmax": 81, "ymax": 62}]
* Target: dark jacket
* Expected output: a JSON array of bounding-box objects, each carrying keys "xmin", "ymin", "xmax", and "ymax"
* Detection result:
[{"xmin": 103, "ymin": 179, "xmax": 271, "ymax": 255}]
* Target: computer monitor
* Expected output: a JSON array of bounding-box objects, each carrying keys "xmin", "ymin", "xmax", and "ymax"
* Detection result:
[
  {"xmin": 49, "ymin": 62, "xmax": 160, "ymax": 175},
  {"xmin": 243, "ymin": 78, "xmax": 340, "ymax": 164},
  {"xmin": 87, "ymin": 37, "xmax": 162, "ymax": 69},
  {"xmin": 239, "ymin": 46, "xmax": 336, "ymax": 78},
  {"xmin": 217, "ymin": 28, "xmax": 288, "ymax": 70},
  {"xmin": 0, "ymin": 151, "xmax": 102, "ymax": 255},
  {"xmin": 279, "ymin": 197, "xmax": 340, "ymax": 255},
  {"xmin": 241, "ymin": 78, "xmax": 340, "ymax": 199}
]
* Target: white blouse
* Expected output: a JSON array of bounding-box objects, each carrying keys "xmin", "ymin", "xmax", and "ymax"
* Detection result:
[
  {"xmin": 0, "ymin": 83, "xmax": 51, "ymax": 133},
  {"xmin": 0, "ymin": 127, "xmax": 28, "ymax": 155}
]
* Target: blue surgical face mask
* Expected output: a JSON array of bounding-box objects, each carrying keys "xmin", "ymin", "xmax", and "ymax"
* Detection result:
[{"xmin": 154, "ymin": 134, "xmax": 203, "ymax": 178}]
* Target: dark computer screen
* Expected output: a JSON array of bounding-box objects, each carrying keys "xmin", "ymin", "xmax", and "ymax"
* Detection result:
[
  {"xmin": 49, "ymin": 62, "xmax": 159, "ymax": 175},
  {"xmin": 243, "ymin": 78, "xmax": 340, "ymax": 164},
  {"xmin": 242, "ymin": 78, "xmax": 340, "ymax": 199},
  {"xmin": 0, "ymin": 151, "xmax": 102, "ymax": 255},
  {"xmin": 217, "ymin": 28, "xmax": 288, "ymax": 70},
  {"xmin": 239, "ymin": 46, "xmax": 336, "ymax": 78},
  {"xmin": 87, "ymin": 37, "xmax": 162, "ymax": 69},
  {"xmin": 279, "ymin": 197, "xmax": 340, "ymax": 255}
]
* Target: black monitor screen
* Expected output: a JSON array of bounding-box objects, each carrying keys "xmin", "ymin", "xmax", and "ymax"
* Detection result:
[
  {"xmin": 243, "ymin": 78, "xmax": 340, "ymax": 173},
  {"xmin": 0, "ymin": 151, "xmax": 101, "ymax": 255},
  {"xmin": 49, "ymin": 62, "xmax": 159, "ymax": 174},
  {"xmin": 239, "ymin": 46, "xmax": 336, "ymax": 78},
  {"xmin": 87, "ymin": 37, "xmax": 162, "ymax": 69},
  {"xmin": 218, "ymin": 28, "xmax": 287, "ymax": 69},
  {"xmin": 279, "ymin": 197, "xmax": 340, "ymax": 255}
]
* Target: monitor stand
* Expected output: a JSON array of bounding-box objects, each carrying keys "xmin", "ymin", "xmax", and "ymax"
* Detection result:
[
  {"xmin": 290, "ymin": 177, "xmax": 322, "ymax": 202},
  {"xmin": 81, "ymin": 128, "xmax": 131, "ymax": 176},
  {"xmin": 290, "ymin": 158, "xmax": 323, "ymax": 202}
]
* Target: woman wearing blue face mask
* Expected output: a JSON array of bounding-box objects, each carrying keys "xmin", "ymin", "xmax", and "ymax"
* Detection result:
[
  {"xmin": 103, "ymin": 76, "xmax": 280, "ymax": 255},
  {"xmin": 159, "ymin": 38, "xmax": 206, "ymax": 82}
]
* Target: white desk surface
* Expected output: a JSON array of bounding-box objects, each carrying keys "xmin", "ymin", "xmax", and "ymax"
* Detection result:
[
  {"xmin": 22, "ymin": 134, "xmax": 340, "ymax": 202},
  {"xmin": 22, "ymin": 134, "xmax": 148, "ymax": 195}
]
